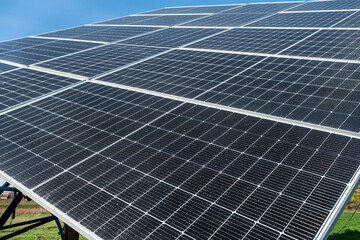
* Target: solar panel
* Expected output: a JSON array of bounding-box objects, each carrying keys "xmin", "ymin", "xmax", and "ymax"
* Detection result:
[
  {"xmin": 224, "ymin": 2, "xmax": 302, "ymax": 14},
  {"xmin": 70, "ymin": 26, "xmax": 162, "ymax": 43},
  {"xmin": 289, "ymin": 0, "xmax": 360, "ymax": 11},
  {"xmin": 247, "ymin": 11, "xmax": 356, "ymax": 28},
  {"xmin": 281, "ymin": 29, "xmax": 360, "ymax": 60},
  {"xmin": 1, "ymin": 1, "xmax": 360, "ymax": 240},
  {"xmin": 188, "ymin": 28, "xmax": 317, "ymax": 54},
  {"xmin": 0, "ymin": 62, "xmax": 17, "ymax": 73},
  {"xmin": 94, "ymin": 15, "xmax": 159, "ymax": 25},
  {"xmin": 37, "ymin": 26, "xmax": 114, "ymax": 39},
  {"xmin": 0, "ymin": 40, "xmax": 100, "ymax": 65},
  {"xmin": 98, "ymin": 49, "xmax": 360, "ymax": 133},
  {"xmin": 36, "ymin": 44, "xmax": 169, "ymax": 78},
  {"xmin": 181, "ymin": 13, "xmax": 269, "ymax": 27},
  {"xmin": 141, "ymin": 5, "xmax": 241, "ymax": 14},
  {"xmin": 0, "ymin": 37, "xmax": 54, "ymax": 53},
  {"xmin": 332, "ymin": 12, "xmax": 360, "ymax": 28},
  {"xmin": 0, "ymin": 68, "xmax": 79, "ymax": 111},
  {"xmin": 121, "ymin": 28, "xmax": 223, "ymax": 48},
  {"xmin": 0, "ymin": 82, "xmax": 358, "ymax": 240},
  {"xmin": 128, "ymin": 15, "xmax": 207, "ymax": 26}
]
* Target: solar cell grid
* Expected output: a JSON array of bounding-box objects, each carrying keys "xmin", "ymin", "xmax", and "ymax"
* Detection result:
[
  {"xmin": 2, "ymin": 1, "xmax": 360, "ymax": 240},
  {"xmin": 71, "ymin": 26, "xmax": 162, "ymax": 43},
  {"xmin": 36, "ymin": 44, "xmax": 168, "ymax": 78},
  {"xmin": 224, "ymin": 2, "xmax": 302, "ymax": 14},
  {"xmin": 37, "ymin": 26, "xmax": 113, "ymax": 39},
  {"xmin": 247, "ymin": 11, "xmax": 356, "ymax": 28},
  {"xmin": 282, "ymin": 29, "xmax": 360, "ymax": 60},
  {"xmin": 99, "ymin": 49, "xmax": 360, "ymax": 133},
  {"xmin": 97, "ymin": 49, "xmax": 265, "ymax": 98},
  {"xmin": 129, "ymin": 15, "xmax": 206, "ymax": 26},
  {"xmin": 188, "ymin": 28, "xmax": 317, "ymax": 54},
  {"xmin": 0, "ymin": 62, "xmax": 17, "ymax": 73},
  {"xmin": 0, "ymin": 68, "xmax": 79, "ymax": 112},
  {"xmin": 0, "ymin": 40, "xmax": 100, "ymax": 65},
  {"xmin": 333, "ymin": 11, "xmax": 360, "ymax": 28},
  {"xmin": 0, "ymin": 82, "xmax": 357, "ymax": 240},
  {"xmin": 0, "ymin": 37, "xmax": 54, "ymax": 53},
  {"xmin": 121, "ymin": 28, "xmax": 223, "ymax": 48},
  {"xmin": 94, "ymin": 15, "xmax": 158, "ymax": 25},
  {"xmin": 289, "ymin": 0, "xmax": 360, "ymax": 11},
  {"xmin": 141, "ymin": 5, "xmax": 241, "ymax": 14},
  {"xmin": 181, "ymin": 13, "xmax": 268, "ymax": 27}
]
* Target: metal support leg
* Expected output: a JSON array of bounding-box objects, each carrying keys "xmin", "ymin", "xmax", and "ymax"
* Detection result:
[
  {"xmin": 0, "ymin": 191, "xmax": 23, "ymax": 228},
  {"xmin": 53, "ymin": 214, "xmax": 64, "ymax": 240}
]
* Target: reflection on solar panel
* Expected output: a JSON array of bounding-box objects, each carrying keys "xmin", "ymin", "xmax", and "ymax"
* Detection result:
[
  {"xmin": 0, "ymin": 40, "xmax": 100, "ymax": 65},
  {"xmin": 36, "ymin": 44, "xmax": 168, "ymax": 78},
  {"xmin": 121, "ymin": 28, "xmax": 223, "ymax": 47},
  {"xmin": 1, "ymin": 1, "xmax": 360, "ymax": 240},
  {"xmin": 0, "ymin": 62, "xmax": 17, "ymax": 73},
  {"xmin": 248, "ymin": 11, "xmax": 356, "ymax": 28},
  {"xmin": 0, "ymin": 68, "xmax": 79, "ymax": 111},
  {"xmin": 188, "ymin": 28, "xmax": 316, "ymax": 54}
]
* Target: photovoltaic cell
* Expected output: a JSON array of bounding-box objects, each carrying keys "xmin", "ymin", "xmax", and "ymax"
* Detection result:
[
  {"xmin": 37, "ymin": 26, "xmax": 114, "ymax": 39},
  {"xmin": 0, "ymin": 40, "xmax": 100, "ymax": 65},
  {"xmin": 188, "ymin": 28, "xmax": 316, "ymax": 54},
  {"xmin": 181, "ymin": 13, "xmax": 269, "ymax": 27},
  {"xmin": 129, "ymin": 15, "xmax": 206, "ymax": 26},
  {"xmin": 36, "ymin": 44, "xmax": 167, "ymax": 78},
  {"xmin": 0, "ymin": 68, "xmax": 79, "ymax": 111},
  {"xmin": 0, "ymin": 82, "xmax": 357, "ymax": 240},
  {"xmin": 332, "ymin": 12, "xmax": 360, "ymax": 28},
  {"xmin": 289, "ymin": 0, "xmax": 360, "ymax": 11},
  {"xmin": 247, "ymin": 11, "xmax": 355, "ymax": 28},
  {"xmin": 282, "ymin": 29, "xmax": 360, "ymax": 60},
  {"xmin": 71, "ymin": 26, "xmax": 162, "ymax": 43},
  {"xmin": 0, "ymin": 63, "xmax": 17, "ymax": 73},
  {"xmin": 0, "ymin": 37, "xmax": 54, "ymax": 53},
  {"xmin": 121, "ymin": 28, "xmax": 223, "ymax": 48},
  {"xmin": 94, "ymin": 16, "xmax": 159, "ymax": 25}
]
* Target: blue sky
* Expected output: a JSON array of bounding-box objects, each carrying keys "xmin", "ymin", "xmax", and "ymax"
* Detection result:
[{"xmin": 1, "ymin": 0, "xmax": 302, "ymax": 41}]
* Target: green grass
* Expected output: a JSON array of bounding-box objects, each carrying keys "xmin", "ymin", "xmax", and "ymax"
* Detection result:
[
  {"xmin": 0, "ymin": 214, "xmax": 88, "ymax": 239},
  {"xmin": 328, "ymin": 212, "xmax": 360, "ymax": 240}
]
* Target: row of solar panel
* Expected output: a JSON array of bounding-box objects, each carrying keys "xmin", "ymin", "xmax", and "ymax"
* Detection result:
[
  {"xmin": 0, "ymin": 81, "xmax": 358, "ymax": 240},
  {"xmin": 2, "ymin": 32, "xmax": 360, "ymax": 134},
  {"xmin": 2, "ymin": 27, "xmax": 360, "ymax": 70},
  {"xmin": 140, "ymin": 0, "xmax": 360, "ymax": 15},
  {"xmin": 90, "ymin": 10, "xmax": 360, "ymax": 28}
]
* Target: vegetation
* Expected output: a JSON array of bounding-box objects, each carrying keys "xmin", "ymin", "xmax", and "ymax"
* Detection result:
[{"xmin": 0, "ymin": 200, "xmax": 87, "ymax": 239}]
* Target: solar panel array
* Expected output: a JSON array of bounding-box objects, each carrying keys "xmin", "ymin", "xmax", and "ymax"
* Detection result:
[{"xmin": 1, "ymin": 1, "xmax": 360, "ymax": 240}]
